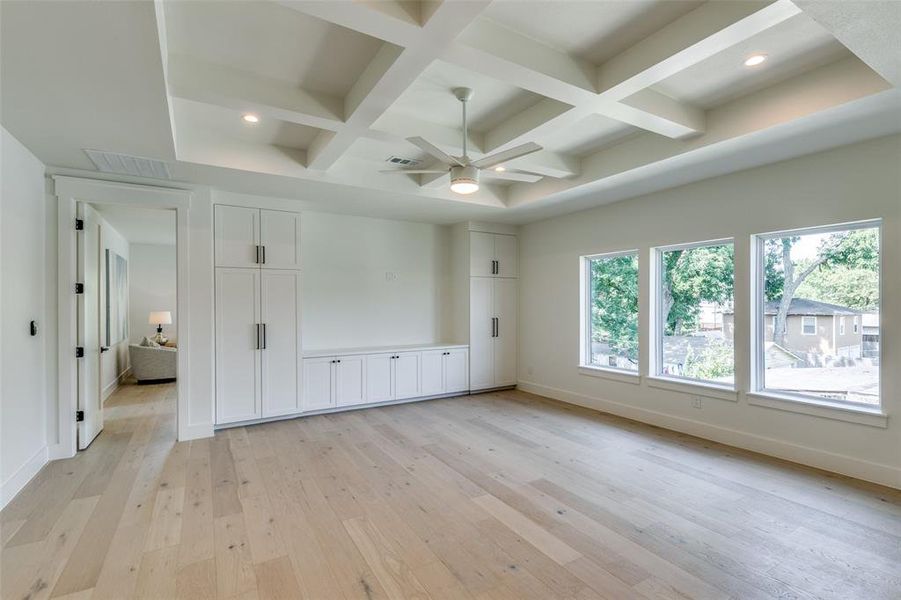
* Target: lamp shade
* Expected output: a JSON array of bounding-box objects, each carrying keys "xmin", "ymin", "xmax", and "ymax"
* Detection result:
[{"xmin": 149, "ymin": 311, "xmax": 172, "ymax": 325}]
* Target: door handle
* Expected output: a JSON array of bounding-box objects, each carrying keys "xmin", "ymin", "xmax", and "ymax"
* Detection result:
[
  {"xmin": 100, "ymin": 346, "xmax": 110, "ymax": 353},
  {"xmin": 261, "ymin": 323, "xmax": 267, "ymax": 349},
  {"xmin": 495, "ymin": 317, "xmax": 499, "ymax": 338},
  {"xmin": 255, "ymin": 245, "xmax": 261, "ymax": 264},
  {"xmin": 261, "ymin": 245, "xmax": 266, "ymax": 264},
  {"xmin": 255, "ymin": 324, "xmax": 261, "ymax": 350},
  {"xmin": 491, "ymin": 317, "xmax": 497, "ymax": 338}
]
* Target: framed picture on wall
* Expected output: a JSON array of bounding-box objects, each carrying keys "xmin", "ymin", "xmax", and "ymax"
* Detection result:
[{"xmin": 105, "ymin": 249, "xmax": 128, "ymax": 346}]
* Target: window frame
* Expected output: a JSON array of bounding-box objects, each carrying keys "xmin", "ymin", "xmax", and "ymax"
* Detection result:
[
  {"xmin": 651, "ymin": 237, "xmax": 736, "ymax": 390},
  {"xmin": 579, "ymin": 249, "xmax": 640, "ymax": 378},
  {"xmin": 750, "ymin": 219, "xmax": 883, "ymax": 413},
  {"xmin": 853, "ymin": 316, "xmax": 860, "ymax": 334},
  {"xmin": 801, "ymin": 316, "xmax": 817, "ymax": 336},
  {"xmin": 839, "ymin": 316, "xmax": 845, "ymax": 335}
]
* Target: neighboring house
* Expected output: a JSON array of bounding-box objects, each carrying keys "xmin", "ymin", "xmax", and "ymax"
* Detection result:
[
  {"xmin": 724, "ymin": 298, "xmax": 863, "ymax": 359},
  {"xmin": 861, "ymin": 313, "xmax": 879, "ymax": 358}
]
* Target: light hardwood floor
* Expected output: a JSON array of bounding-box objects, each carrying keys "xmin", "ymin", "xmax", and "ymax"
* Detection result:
[{"xmin": 2, "ymin": 381, "xmax": 900, "ymax": 600}]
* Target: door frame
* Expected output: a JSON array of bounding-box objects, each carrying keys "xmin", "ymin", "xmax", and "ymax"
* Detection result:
[{"xmin": 54, "ymin": 176, "xmax": 192, "ymax": 459}]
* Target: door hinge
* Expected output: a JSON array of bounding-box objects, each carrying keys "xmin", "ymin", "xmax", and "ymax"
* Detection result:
[
  {"xmin": 75, "ymin": 218, "xmax": 84, "ymax": 231},
  {"xmin": 76, "ymin": 410, "xmax": 84, "ymax": 422},
  {"xmin": 75, "ymin": 346, "xmax": 84, "ymax": 358},
  {"xmin": 75, "ymin": 282, "xmax": 84, "ymax": 294}
]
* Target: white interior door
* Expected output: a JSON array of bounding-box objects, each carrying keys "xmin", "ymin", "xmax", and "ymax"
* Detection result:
[
  {"xmin": 302, "ymin": 357, "xmax": 334, "ymax": 411},
  {"xmin": 393, "ymin": 352, "xmax": 420, "ymax": 400},
  {"xmin": 215, "ymin": 205, "xmax": 259, "ymax": 268},
  {"xmin": 260, "ymin": 209, "xmax": 301, "ymax": 270},
  {"xmin": 260, "ymin": 271, "xmax": 301, "ymax": 417},
  {"xmin": 366, "ymin": 354, "xmax": 393, "ymax": 403},
  {"xmin": 77, "ymin": 204, "xmax": 103, "ymax": 449},
  {"xmin": 469, "ymin": 277, "xmax": 494, "ymax": 389},
  {"xmin": 215, "ymin": 268, "xmax": 261, "ymax": 423},
  {"xmin": 335, "ymin": 355, "xmax": 367, "ymax": 406},
  {"xmin": 420, "ymin": 350, "xmax": 445, "ymax": 396},
  {"xmin": 494, "ymin": 234, "xmax": 518, "ymax": 278},
  {"xmin": 445, "ymin": 349, "xmax": 469, "ymax": 394},
  {"xmin": 470, "ymin": 231, "xmax": 495, "ymax": 277},
  {"xmin": 494, "ymin": 278, "xmax": 518, "ymax": 386}
]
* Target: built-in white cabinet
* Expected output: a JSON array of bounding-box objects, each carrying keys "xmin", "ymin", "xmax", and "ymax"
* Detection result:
[
  {"xmin": 470, "ymin": 277, "xmax": 517, "ymax": 390},
  {"xmin": 422, "ymin": 348, "xmax": 470, "ymax": 395},
  {"xmin": 470, "ymin": 232, "xmax": 517, "ymax": 278},
  {"xmin": 302, "ymin": 357, "xmax": 334, "ymax": 412},
  {"xmin": 303, "ymin": 354, "xmax": 367, "ymax": 410},
  {"xmin": 366, "ymin": 352, "xmax": 421, "ymax": 402},
  {"xmin": 215, "ymin": 268, "xmax": 302, "ymax": 424},
  {"xmin": 336, "ymin": 355, "xmax": 367, "ymax": 407},
  {"xmin": 215, "ymin": 205, "xmax": 300, "ymax": 269}
]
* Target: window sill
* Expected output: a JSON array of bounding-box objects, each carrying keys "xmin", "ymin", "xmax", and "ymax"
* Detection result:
[
  {"xmin": 746, "ymin": 392, "xmax": 888, "ymax": 428},
  {"xmin": 578, "ymin": 365, "xmax": 641, "ymax": 385},
  {"xmin": 646, "ymin": 376, "xmax": 738, "ymax": 402}
]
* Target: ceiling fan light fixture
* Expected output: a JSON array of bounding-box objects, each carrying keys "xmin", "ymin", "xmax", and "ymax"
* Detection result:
[{"xmin": 450, "ymin": 165, "xmax": 479, "ymax": 195}]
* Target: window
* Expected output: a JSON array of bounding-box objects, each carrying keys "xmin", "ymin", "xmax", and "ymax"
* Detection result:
[
  {"xmin": 655, "ymin": 240, "xmax": 735, "ymax": 385},
  {"xmin": 582, "ymin": 251, "xmax": 639, "ymax": 371},
  {"xmin": 755, "ymin": 222, "xmax": 880, "ymax": 408},
  {"xmin": 801, "ymin": 316, "xmax": 817, "ymax": 335}
]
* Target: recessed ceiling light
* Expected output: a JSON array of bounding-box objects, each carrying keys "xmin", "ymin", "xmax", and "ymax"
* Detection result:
[
  {"xmin": 494, "ymin": 166, "xmax": 506, "ymax": 172},
  {"xmin": 744, "ymin": 54, "xmax": 767, "ymax": 67},
  {"xmin": 242, "ymin": 113, "xmax": 260, "ymax": 123}
]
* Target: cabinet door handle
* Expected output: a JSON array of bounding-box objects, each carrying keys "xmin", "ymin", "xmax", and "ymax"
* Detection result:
[
  {"xmin": 255, "ymin": 324, "xmax": 261, "ymax": 349},
  {"xmin": 261, "ymin": 323, "xmax": 267, "ymax": 349},
  {"xmin": 495, "ymin": 317, "xmax": 500, "ymax": 338},
  {"xmin": 255, "ymin": 245, "xmax": 261, "ymax": 264},
  {"xmin": 261, "ymin": 245, "xmax": 266, "ymax": 264}
]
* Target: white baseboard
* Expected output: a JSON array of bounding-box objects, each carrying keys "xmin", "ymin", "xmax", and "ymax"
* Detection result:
[
  {"xmin": 102, "ymin": 367, "xmax": 132, "ymax": 403},
  {"xmin": 1, "ymin": 446, "xmax": 49, "ymax": 510},
  {"xmin": 179, "ymin": 422, "xmax": 214, "ymax": 442},
  {"xmin": 517, "ymin": 380, "xmax": 901, "ymax": 490}
]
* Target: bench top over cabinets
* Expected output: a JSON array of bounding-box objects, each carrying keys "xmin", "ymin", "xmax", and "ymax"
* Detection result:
[{"xmin": 303, "ymin": 342, "xmax": 468, "ymax": 359}]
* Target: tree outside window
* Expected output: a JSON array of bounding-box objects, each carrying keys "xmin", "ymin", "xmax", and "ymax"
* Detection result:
[{"xmin": 587, "ymin": 253, "xmax": 638, "ymax": 370}]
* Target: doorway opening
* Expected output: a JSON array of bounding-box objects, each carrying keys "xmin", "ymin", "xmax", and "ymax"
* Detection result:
[{"xmin": 76, "ymin": 202, "xmax": 178, "ymax": 449}]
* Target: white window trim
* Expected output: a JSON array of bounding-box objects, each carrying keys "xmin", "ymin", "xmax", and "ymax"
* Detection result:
[
  {"xmin": 579, "ymin": 250, "xmax": 640, "ymax": 377},
  {"xmin": 647, "ymin": 375, "xmax": 738, "ymax": 402},
  {"xmin": 801, "ymin": 315, "xmax": 817, "ymax": 336},
  {"xmin": 651, "ymin": 238, "xmax": 736, "ymax": 390},
  {"xmin": 751, "ymin": 219, "xmax": 883, "ymax": 415},
  {"xmin": 839, "ymin": 316, "xmax": 845, "ymax": 335},
  {"xmin": 853, "ymin": 316, "xmax": 860, "ymax": 334}
]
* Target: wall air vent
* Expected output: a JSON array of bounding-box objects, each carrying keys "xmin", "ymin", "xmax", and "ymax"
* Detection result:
[
  {"xmin": 84, "ymin": 149, "xmax": 172, "ymax": 180},
  {"xmin": 385, "ymin": 156, "xmax": 422, "ymax": 168}
]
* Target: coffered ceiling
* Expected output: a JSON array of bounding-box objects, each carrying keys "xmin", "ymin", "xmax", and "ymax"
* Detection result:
[{"xmin": 2, "ymin": 0, "xmax": 899, "ymax": 224}]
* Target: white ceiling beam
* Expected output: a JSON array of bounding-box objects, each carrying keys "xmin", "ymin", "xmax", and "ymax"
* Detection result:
[
  {"xmin": 276, "ymin": 0, "xmax": 419, "ymax": 46},
  {"xmin": 507, "ymin": 55, "xmax": 891, "ymax": 208},
  {"xmin": 614, "ymin": 89, "xmax": 706, "ymax": 139},
  {"xmin": 167, "ymin": 55, "xmax": 344, "ymax": 131},
  {"xmin": 305, "ymin": 0, "xmax": 491, "ymax": 171},
  {"xmin": 597, "ymin": 0, "xmax": 802, "ymax": 100}
]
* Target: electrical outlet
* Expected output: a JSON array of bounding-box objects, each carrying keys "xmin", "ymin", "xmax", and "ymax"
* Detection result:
[{"xmin": 692, "ymin": 397, "xmax": 702, "ymax": 409}]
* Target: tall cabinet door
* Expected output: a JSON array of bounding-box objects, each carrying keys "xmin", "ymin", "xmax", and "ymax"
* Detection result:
[
  {"xmin": 260, "ymin": 271, "xmax": 302, "ymax": 417},
  {"xmin": 494, "ymin": 278, "xmax": 518, "ymax": 387},
  {"xmin": 470, "ymin": 277, "xmax": 495, "ymax": 390},
  {"xmin": 215, "ymin": 206, "xmax": 259, "ymax": 268},
  {"xmin": 260, "ymin": 209, "xmax": 301, "ymax": 270},
  {"xmin": 494, "ymin": 234, "xmax": 518, "ymax": 278},
  {"xmin": 216, "ymin": 268, "xmax": 261, "ymax": 423}
]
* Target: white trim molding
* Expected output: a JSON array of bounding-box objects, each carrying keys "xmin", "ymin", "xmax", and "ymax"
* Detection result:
[
  {"xmin": 578, "ymin": 365, "xmax": 641, "ymax": 385},
  {"xmin": 1, "ymin": 446, "xmax": 48, "ymax": 510},
  {"xmin": 517, "ymin": 380, "xmax": 900, "ymax": 490},
  {"xmin": 747, "ymin": 391, "xmax": 888, "ymax": 428},
  {"xmin": 647, "ymin": 375, "xmax": 738, "ymax": 402}
]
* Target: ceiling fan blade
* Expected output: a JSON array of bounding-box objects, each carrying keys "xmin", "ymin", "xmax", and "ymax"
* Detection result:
[
  {"xmin": 379, "ymin": 169, "xmax": 449, "ymax": 174},
  {"xmin": 471, "ymin": 142, "xmax": 542, "ymax": 170},
  {"xmin": 406, "ymin": 137, "xmax": 463, "ymax": 166},
  {"xmin": 483, "ymin": 170, "xmax": 542, "ymax": 183}
]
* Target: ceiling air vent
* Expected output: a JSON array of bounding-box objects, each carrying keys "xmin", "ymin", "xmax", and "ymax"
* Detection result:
[
  {"xmin": 385, "ymin": 156, "xmax": 422, "ymax": 168},
  {"xmin": 84, "ymin": 149, "xmax": 172, "ymax": 180}
]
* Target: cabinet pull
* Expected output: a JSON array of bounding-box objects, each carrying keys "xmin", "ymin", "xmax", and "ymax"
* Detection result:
[
  {"xmin": 261, "ymin": 245, "xmax": 266, "ymax": 264},
  {"xmin": 255, "ymin": 324, "xmax": 261, "ymax": 349},
  {"xmin": 262, "ymin": 323, "xmax": 267, "ymax": 349},
  {"xmin": 495, "ymin": 317, "xmax": 500, "ymax": 338},
  {"xmin": 255, "ymin": 245, "xmax": 261, "ymax": 264}
]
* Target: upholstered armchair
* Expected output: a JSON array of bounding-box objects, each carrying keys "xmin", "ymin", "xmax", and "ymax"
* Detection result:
[{"xmin": 129, "ymin": 344, "xmax": 177, "ymax": 382}]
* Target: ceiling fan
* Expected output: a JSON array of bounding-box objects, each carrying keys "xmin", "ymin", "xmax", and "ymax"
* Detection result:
[{"xmin": 381, "ymin": 87, "xmax": 545, "ymax": 195}]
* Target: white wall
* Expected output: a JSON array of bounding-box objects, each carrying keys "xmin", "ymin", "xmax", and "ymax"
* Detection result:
[
  {"xmin": 518, "ymin": 134, "xmax": 901, "ymax": 488},
  {"xmin": 301, "ymin": 211, "xmax": 452, "ymax": 350},
  {"xmin": 129, "ymin": 243, "xmax": 177, "ymax": 344},
  {"xmin": 1, "ymin": 127, "xmax": 50, "ymax": 507}
]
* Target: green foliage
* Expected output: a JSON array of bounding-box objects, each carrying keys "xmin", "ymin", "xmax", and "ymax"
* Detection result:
[
  {"xmin": 590, "ymin": 254, "xmax": 638, "ymax": 362},
  {"xmin": 662, "ymin": 244, "xmax": 734, "ymax": 335},
  {"xmin": 684, "ymin": 341, "xmax": 734, "ymax": 380},
  {"xmin": 796, "ymin": 267, "xmax": 879, "ymax": 310}
]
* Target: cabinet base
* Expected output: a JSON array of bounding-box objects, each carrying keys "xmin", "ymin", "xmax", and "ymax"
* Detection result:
[{"xmin": 214, "ymin": 390, "xmax": 472, "ymax": 430}]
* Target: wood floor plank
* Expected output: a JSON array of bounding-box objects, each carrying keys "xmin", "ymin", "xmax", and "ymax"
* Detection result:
[{"xmin": 4, "ymin": 382, "xmax": 899, "ymax": 600}]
